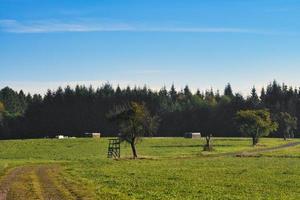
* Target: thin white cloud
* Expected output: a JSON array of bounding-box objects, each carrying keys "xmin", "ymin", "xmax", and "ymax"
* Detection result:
[
  {"xmin": 0, "ymin": 19, "xmax": 287, "ymax": 35},
  {"xmin": 0, "ymin": 19, "xmax": 133, "ymax": 33}
]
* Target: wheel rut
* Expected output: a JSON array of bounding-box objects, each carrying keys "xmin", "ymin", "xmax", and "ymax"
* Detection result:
[
  {"xmin": 0, "ymin": 165, "xmax": 83, "ymax": 200},
  {"xmin": 231, "ymin": 142, "xmax": 300, "ymax": 157}
]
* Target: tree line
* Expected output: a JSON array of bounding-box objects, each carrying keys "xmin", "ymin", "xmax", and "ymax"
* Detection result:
[{"xmin": 0, "ymin": 81, "xmax": 299, "ymax": 139}]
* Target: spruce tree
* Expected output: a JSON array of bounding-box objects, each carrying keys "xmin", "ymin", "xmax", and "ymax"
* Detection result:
[{"xmin": 224, "ymin": 83, "xmax": 233, "ymax": 97}]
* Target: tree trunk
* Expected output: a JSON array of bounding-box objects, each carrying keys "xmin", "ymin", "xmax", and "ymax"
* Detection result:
[
  {"xmin": 284, "ymin": 128, "xmax": 288, "ymax": 140},
  {"xmin": 283, "ymin": 135, "xmax": 287, "ymax": 140},
  {"xmin": 203, "ymin": 134, "xmax": 213, "ymax": 151},
  {"xmin": 130, "ymin": 141, "xmax": 138, "ymax": 159},
  {"xmin": 291, "ymin": 132, "xmax": 294, "ymax": 138},
  {"xmin": 252, "ymin": 128, "xmax": 260, "ymax": 146},
  {"xmin": 252, "ymin": 136, "xmax": 258, "ymax": 146}
]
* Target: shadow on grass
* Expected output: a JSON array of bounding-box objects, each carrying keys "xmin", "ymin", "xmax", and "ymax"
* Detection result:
[
  {"xmin": 151, "ymin": 144, "xmax": 234, "ymax": 148},
  {"xmin": 214, "ymin": 138, "xmax": 250, "ymax": 141},
  {"xmin": 116, "ymin": 156, "xmax": 158, "ymax": 161}
]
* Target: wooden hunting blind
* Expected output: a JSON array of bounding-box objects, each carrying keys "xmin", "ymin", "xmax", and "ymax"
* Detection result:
[{"xmin": 107, "ymin": 138, "xmax": 120, "ymax": 159}]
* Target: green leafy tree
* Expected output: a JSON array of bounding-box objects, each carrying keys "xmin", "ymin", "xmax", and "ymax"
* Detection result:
[
  {"xmin": 3, "ymin": 80, "xmax": 300, "ymax": 139},
  {"xmin": 108, "ymin": 102, "xmax": 159, "ymax": 159},
  {"xmin": 0, "ymin": 101, "xmax": 5, "ymax": 133},
  {"xmin": 0, "ymin": 87, "xmax": 27, "ymax": 115},
  {"xmin": 276, "ymin": 112, "xmax": 297, "ymax": 140},
  {"xmin": 0, "ymin": 101, "xmax": 4, "ymax": 122},
  {"xmin": 236, "ymin": 109, "xmax": 278, "ymax": 145},
  {"xmin": 0, "ymin": 101, "xmax": 4, "ymax": 113}
]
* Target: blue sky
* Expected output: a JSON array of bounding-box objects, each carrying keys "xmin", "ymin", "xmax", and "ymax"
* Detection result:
[{"xmin": 1, "ymin": 0, "xmax": 300, "ymax": 94}]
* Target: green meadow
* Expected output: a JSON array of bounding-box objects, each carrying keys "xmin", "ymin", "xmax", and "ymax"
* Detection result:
[{"xmin": 0, "ymin": 137, "xmax": 299, "ymax": 199}]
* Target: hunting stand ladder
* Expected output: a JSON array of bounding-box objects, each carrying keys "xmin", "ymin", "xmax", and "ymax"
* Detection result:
[{"xmin": 107, "ymin": 138, "xmax": 120, "ymax": 159}]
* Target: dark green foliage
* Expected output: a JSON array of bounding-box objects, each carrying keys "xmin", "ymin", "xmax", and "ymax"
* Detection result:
[
  {"xmin": 0, "ymin": 88, "xmax": 30, "ymax": 139},
  {"xmin": 224, "ymin": 83, "xmax": 234, "ymax": 97},
  {"xmin": 169, "ymin": 84, "xmax": 177, "ymax": 102},
  {"xmin": 0, "ymin": 87, "xmax": 29, "ymax": 115},
  {"xmin": 0, "ymin": 101, "xmax": 4, "ymax": 114},
  {"xmin": 0, "ymin": 101, "xmax": 4, "ymax": 131},
  {"xmin": 247, "ymin": 87, "xmax": 260, "ymax": 108},
  {"xmin": 1, "ymin": 81, "xmax": 300, "ymax": 139},
  {"xmin": 236, "ymin": 109, "xmax": 278, "ymax": 145},
  {"xmin": 275, "ymin": 112, "xmax": 297, "ymax": 140},
  {"xmin": 108, "ymin": 102, "xmax": 159, "ymax": 158}
]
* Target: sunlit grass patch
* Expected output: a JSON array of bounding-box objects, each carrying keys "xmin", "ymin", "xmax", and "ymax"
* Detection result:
[{"xmin": 0, "ymin": 137, "xmax": 299, "ymax": 199}]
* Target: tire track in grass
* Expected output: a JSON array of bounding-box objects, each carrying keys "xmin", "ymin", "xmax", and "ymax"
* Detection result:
[
  {"xmin": 36, "ymin": 165, "xmax": 75, "ymax": 200},
  {"xmin": 231, "ymin": 142, "xmax": 300, "ymax": 157},
  {"xmin": 29, "ymin": 170, "xmax": 44, "ymax": 200},
  {"xmin": 0, "ymin": 165, "xmax": 88, "ymax": 200},
  {"xmin": 0, "ymin": 167, "xmax": 38, "ymax": 200},
  {"xmin": 0, "ymin": 167, "xmax": 33, "ymax": 200},
  {"xmin": 6, "ymin": 168, "xmax": 41, "ymax": 200},
  {"xmin": 169, "ymin": 141, "xmax": 300, "ymax": 160}
]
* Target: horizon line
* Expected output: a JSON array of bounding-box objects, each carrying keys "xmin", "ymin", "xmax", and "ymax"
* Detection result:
[{"xmin": 0, "ymin": 80, "xmax": 295, "ymax": 97}]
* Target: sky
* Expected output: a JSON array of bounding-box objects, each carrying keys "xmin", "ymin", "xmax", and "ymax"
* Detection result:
[{"xmin": 1, "ymin": 0, "xmax": 300, "ymax": 95}]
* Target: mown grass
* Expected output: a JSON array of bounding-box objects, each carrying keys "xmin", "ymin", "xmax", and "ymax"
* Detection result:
[
  {"xmin": 261, "ymin": 139, "xmax": 300, "ymax": 158},
  {"xmin": 0, "ymin": 137, "xmax": 299, "ymax": 199},
  {"xmin": 0, "ymin": 137, "xmax": 290, "ymax": 160}
]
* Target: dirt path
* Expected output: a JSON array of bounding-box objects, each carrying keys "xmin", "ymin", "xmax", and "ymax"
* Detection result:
[
  {"xmin": 0, "ymin": 165, "xmax": 89, "ymax": 200},
  {"xmin": 230, "ymin": 141, "xmax": 300, "ymax": 157}
]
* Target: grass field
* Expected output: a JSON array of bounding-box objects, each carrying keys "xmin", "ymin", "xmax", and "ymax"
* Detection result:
[{"xmin": 0, "ymin": 137, "xmax": 299, "ymax": 199}]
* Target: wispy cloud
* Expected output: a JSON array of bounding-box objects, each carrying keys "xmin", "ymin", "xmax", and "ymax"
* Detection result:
[
  {"xmin": 0, "ymin": 19, "xmax": 287, "ymax": 35},
  {"xmin": 0, "ymin": 19, "xmax": 132, "ymax": 33}
]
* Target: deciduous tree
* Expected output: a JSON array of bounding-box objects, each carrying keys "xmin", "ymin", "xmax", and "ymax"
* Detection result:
[
  {"xmin": 276, "ymin": 112, "xmax": 297, "ymax": 140},
  {"xmin": 236, "ymin": 109, "xmax": 278, "ymax": 145},
  {"xmin": 108, "ymin": 102, "xmax": 159, "ymax": 159}
]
